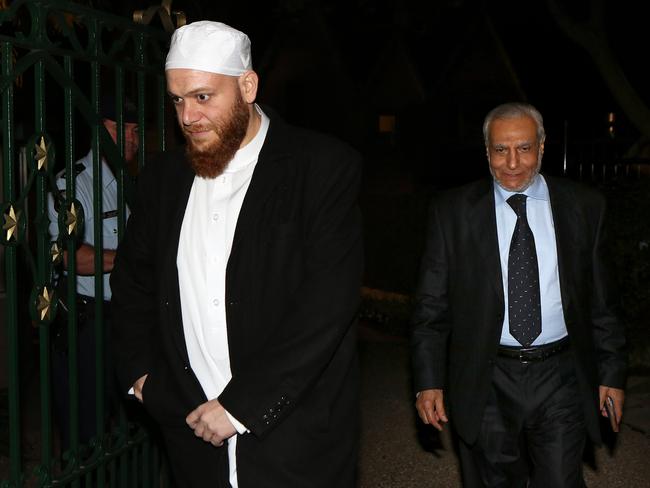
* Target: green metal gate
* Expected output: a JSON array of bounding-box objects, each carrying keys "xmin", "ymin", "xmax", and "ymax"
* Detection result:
[{"xmin": 1, "ymin": 1, "xmax": 171, "ymax": 486}]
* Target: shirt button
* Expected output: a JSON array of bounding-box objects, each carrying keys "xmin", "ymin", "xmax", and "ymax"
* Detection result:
[
  {"xmin": 213, "ymin": 299, "xmax": 220, "ymax": 306},
  {"xmin": 212, "ymin": 213, "xmax": 219, "ymax": 221}
]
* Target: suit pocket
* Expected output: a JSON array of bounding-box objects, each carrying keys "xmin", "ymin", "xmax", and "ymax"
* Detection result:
[
  {"xmin": 294, "ymin": 385, "xmax": 332, "ymax": 436},
  {"xmin": 141, "ymin": 364, "xmax": 190, "ymax": 427}
]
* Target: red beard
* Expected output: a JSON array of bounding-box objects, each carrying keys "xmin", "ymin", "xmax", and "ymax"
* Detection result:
[{"xmin": 184, "ymin": 93, "xmax": 250, "ymax": 179}]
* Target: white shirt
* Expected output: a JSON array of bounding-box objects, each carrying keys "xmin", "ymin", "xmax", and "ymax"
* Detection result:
[
  {"xmin": 494, "ymin": 175, "xmax": 568, "ymax": 346},
  {"xmin": 177, "ymin": 105, "xmax": 269, "ymax": 487}
]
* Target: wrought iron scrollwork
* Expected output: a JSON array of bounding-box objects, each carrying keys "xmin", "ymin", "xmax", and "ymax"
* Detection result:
[
  {"xmin": 0, "ymin": 0, "xmax": 170, "ymax": 71},
  {"xmin": 133, "ymin": 0, "xmax": 186, "ymax": 33}
]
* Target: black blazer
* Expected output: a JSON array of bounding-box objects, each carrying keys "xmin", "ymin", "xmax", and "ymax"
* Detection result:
[
  {"xmin": 411, "ymin": 175, "xmax": 627, "ymax": 445},
  {"xmin": 111, "ymin": 112, "xmax": 363, "ymax": 487}
]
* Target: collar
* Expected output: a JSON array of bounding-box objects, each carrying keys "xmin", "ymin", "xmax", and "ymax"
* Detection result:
[
  {"xmin": 493, "ymin": 174, "xmax": 549, "ymax": 207},
  {"xmin": 81, "ymin": 149, "xmax": 116, "ymax": 189},
  {"xmin": 225, "ymin": 104, "xmax": 270, "ymax": 173}
]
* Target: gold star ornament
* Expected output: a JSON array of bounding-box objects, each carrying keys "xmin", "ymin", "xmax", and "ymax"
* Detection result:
[
  {"xmin": 36, "ymin": 286, "xmax": 54, "ymax": 322},
  {"xmin": 65, "ymin": 202, "xmax": 78, "ymax": 236},
  {"xmin": 3, "ymin": 204, "xmax": 21, "ymax": 242},
  {"xmin": 51, "ymin": 241, "xmax": 63, "ymax": 265},
  {"xmin": 35, "ymin": 136, "xmax": 49, "ymax": 170}
]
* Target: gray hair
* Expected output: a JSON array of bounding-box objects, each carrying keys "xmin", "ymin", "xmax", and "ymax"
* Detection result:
[{"xmin": 483, "ymin": 102, "xmax": 546, "ymax": 146}]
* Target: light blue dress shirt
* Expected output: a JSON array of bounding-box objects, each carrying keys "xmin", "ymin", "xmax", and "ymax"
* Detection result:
[{"xmin": 494, "ymin": 175, "xmax": 568, "ymax": 346}]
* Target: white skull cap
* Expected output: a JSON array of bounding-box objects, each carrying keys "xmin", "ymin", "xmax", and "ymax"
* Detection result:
[{"xmin": 165, "ymin": 21, "xmax": 252, "ymax": 76}]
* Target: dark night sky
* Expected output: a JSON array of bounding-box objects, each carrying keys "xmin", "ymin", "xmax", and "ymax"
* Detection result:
[
  {"xmin": 103, "ymin": 0, "xmax": 650, "ymax": 180},
  {"xmin": 197, "ymin": 1, "xmax": 642, "ymax": 135},
  {"xmin": 122, "ymin": 2, "xmax": 645, "ymax": 108}
]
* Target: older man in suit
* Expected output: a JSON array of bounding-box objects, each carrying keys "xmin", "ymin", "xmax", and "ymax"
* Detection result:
[
  {"xmin": 110, "ymin": 21, "xmax": 362, "ymax": 487},
  {"xmin": 411, "ymin": 102, "xmax": 627, "ymax": 487}
]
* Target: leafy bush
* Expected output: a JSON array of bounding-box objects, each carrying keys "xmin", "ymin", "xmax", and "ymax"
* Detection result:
[{"xmin": 601, "ymin": 179, "xmax": 650, "ymax": 371}]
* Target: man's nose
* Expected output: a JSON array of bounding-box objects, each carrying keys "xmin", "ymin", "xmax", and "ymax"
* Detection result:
[
  {"xmin": 506, "ymin": 149, "xmax": 519, "ymax": 169},
  {"xmin": 182, "ymin": 103, "xmax": 200, "ymax": 126},
  {"xmin": 126, "ymin": 127, "xmax": 138, "ymax": 144}
]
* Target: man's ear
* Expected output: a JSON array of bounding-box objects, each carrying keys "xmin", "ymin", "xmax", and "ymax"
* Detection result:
[
  {"xmin": 103, "ymin": 119, "xmax": 117, "ymax": 142},
  {"xmin": 238, "ymin": 70, "xmax": 258, "ymax": 104}
]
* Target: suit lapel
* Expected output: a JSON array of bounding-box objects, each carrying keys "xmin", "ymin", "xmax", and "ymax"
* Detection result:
[
  {"xmin": 230, "ymin": 114, "xmax": 290, "ymax": 252},
  {"xmin": 164, "ymin": 156, "xmax": 195, "ymax": 364},
  {"xmin": 467, "ymin": 180, "xmax": 504, "ymax": 306},
  {"xmin": 545, "ymin": 175, "xmax": 579, "ymax": 315}
]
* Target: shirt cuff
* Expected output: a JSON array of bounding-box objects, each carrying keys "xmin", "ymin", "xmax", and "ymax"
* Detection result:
[{"xmin": 225, "ymin": 409, "xmax": 249, "ymax": 434}]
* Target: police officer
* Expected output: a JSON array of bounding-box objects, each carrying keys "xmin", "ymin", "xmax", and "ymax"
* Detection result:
[{"xmin": 47, "ymin": 97, "xmax": 138, "ymax": 451}]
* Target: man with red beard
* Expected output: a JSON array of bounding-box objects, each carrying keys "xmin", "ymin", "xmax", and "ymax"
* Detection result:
[{"xmin": 110, "ymin": 21, "xmax": 363, "ymax": 487}]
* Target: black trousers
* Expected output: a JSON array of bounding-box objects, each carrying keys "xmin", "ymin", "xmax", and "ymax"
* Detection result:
[
  {"xmin": 459, "ymin": 349, "xmax": 586, "ymax": 488},
  {"xmin": 160, "ymin": 425, "xmax": 231, "ymax": 488},
  {"xmin": 52, "ymin": 313, "xmax": 117, "ymax": 452}
]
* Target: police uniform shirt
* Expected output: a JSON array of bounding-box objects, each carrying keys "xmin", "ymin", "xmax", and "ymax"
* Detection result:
[{"xmin": 47, "ymin": 150, "xmax": 129, "ymax": 301}]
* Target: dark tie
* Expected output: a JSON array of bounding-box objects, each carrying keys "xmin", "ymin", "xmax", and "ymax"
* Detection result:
[{"xmin": 507, "ymin": 194, "xmax": 541, "ymax": 347}]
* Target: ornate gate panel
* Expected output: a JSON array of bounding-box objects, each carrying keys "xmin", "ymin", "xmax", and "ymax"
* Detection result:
[{"xmin": 1, "ymin": 1, "xmax": 172, "ymax": 486}]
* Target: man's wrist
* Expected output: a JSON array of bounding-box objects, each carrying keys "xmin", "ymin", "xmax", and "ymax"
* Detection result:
[{"xmin": 224, "ymin": 409, "xmax": 249, "ymax": 434}]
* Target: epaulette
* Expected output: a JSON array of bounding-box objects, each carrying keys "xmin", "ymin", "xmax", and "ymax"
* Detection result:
[
  {"xmin": 57, "ymin": 162, "xmax": 86, "ymax": 180},
  {"xmin": 53, "ymin": 163, "xmax": 86, "ymax": 211}
]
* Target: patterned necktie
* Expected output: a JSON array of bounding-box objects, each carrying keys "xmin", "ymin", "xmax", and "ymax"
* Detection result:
[{"xmin": 507, "ymin": 194, "xmax": 541, "ymax": 347}]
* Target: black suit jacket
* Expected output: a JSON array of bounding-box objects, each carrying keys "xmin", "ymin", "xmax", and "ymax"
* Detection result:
[
  {"xmin": 110, "ymin": 112, "xmax": 363, "ymax": 487},
  {"xmin": 411, "ymin": 175, "xmax": 626, "ymax": 445}
]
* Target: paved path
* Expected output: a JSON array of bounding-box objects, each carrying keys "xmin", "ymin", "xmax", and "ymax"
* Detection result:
[{"xmin": 358, "ymin": 326, "xmax": 650, "ymax": 487}]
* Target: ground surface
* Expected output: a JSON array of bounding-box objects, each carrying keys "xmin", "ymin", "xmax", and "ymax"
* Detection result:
[
  {"xmin": 2, "ymin": 322, "xmax": 650, "ymax": 487},
  {"xmin": 358, "ymin": 325, "xmax": 650, "ymax": 487}
]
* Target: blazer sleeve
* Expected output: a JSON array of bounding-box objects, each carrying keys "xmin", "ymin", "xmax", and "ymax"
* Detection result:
[
  {"xmin": 109, "ymin": 162, "xmax": 159, "ymax": 393},
  {"xmin": 410, "ymin": 198, "xmax": 452, "ymax": 392},
  {"xmin": 218, "ymin": 142, "xmax": 364, "ymax": 436},
  {"xmin": 590, "ymin": 196, "xmax": 627, "ymax": 388}
]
